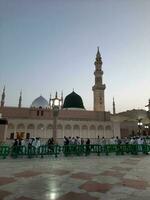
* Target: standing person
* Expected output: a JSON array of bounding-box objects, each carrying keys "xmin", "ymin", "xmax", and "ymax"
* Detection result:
[
  {"xmin": 110, "ymin": 137, "xmax": 115, "ymax": 144},
  {"xmin": 96, "ymin": 135, "xmax": 101, "ymax": 145},
  {"xmin": 64, "ymin": 136, "xmax": 69, "ymax": 145},
  {"xmin": 86, "ymin": 138, "xmax": 90, "ymax": 155},
  {"xmin": 36, "ymin": 138, "xmax": 41, "ymax": 148},
  {"xmin": 32, "ymin": 138, "xmax": 36, "ymax": 148},
  {"xmin": 77, "ymin": 137, "xmax": 81, "ymax": 145},
  {"xmin": 71, "ymin": 137, "xmax": 75, "ymax": 144},
  {"xmin": 81, "ymin": 138, "xmax": 84, "ymax": 145},
  {"xmin": 13, "ymin": 139, "xmax": 18, "ymax": 147},
  {"xmin": 47, "ymin": 137, "xmax": 54, "ymax": 152},
  {"xmin": 21, "ymin": 139, "xmax": 25, "ymax": 146},
  {"xmin": 11, "ymin": 139, "xmax": 19, "ymax": 157},
  {"xmin": 101, "ymin": 137, "xmax": 106, "ymax": 146},
  {"xmin": 69, "ymin": 136, "xmax": 72, "ymax": 145}
]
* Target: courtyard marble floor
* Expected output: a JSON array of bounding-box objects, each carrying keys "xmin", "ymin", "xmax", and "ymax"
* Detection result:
[{"xmin": 0, "ymin": 154, "xmax": 150, "ymax": 200}]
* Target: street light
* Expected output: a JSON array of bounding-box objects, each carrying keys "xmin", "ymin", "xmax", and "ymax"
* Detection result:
[
  {"xmin": 51, "ymin": 92, "xmax": 62, "ymax": 144},
  {"xmin": 137, "ymin": 118, "xmax": 143, "ymax": 135},
  {"xmin": 144, "ymin": 125, "xmax": 149, "ymax": 136},
  {"xmin": 144, "ymin": 125, "xmax": 149, "ymax": 129}
]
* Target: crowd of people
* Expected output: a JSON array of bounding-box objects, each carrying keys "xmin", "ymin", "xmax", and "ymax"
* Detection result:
[
  {"xmin": 12, "ymin": 137, "xmax": 41, "ymax": 149},
  {"xmin": 12, "ymin": 135, "xmax": 149, "ymax": 149},
  {"xmin": 63, "ymin": 136, "xmax": 90, "ymax": 145},
  {"xmin": 63, "ymin": 135, "xmax": 149, "ymax": 146}
]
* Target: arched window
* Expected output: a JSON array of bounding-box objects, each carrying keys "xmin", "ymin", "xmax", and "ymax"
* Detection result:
[
  {"xmin": 27, "ymin": 124, "xmax": 35, "ymax": 129},
  {"xmin": 17, "ymin": 124, "xmax": 25, "ymax": 130},
  {"xmin": 47, "ymin": 124, "xmax": 53, "ymax": 130},
  {"xmin": 105, "ymin": 125, "xmax": 111, "ymax": 130},
  {"xmin": 41, "ymin": 110, "xmax": 44, "ymax": 116},
  {"xmin": 8, "ymin": 123, "xmax": 15, "ymax": 129},
  {"xmin": 57, "ymin": 124, "xmax": 63, "ymax": 129},
  {"xmin": 82, "ymin": 125, "xmax": 88, "ymax": 130},
  {"xmin": 65, "ymin": 124, "xmax": 71, "ymax": 130},
  {"xmin": 98, "ymin": 125, "xmax": 104, "ymax": 130},
  {"xmin": 73, "ymin": 125, "xmax": 80, "ymax": 130},
  {"xmin": 90, "ymin": 125, "xmax": 96, "ymax": 130},
  {"xmin": 37, "ymin": 124, "xmax": 44, "ymax": 130},
  {"xmin": 37, "ymin": 110, "xmax": 40, "ymax": 116}
]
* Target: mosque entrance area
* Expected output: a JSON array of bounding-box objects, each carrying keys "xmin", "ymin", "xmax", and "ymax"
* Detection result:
[{"xmin": 16, "ymin": 132, "xmax": 25, "ymax": 139}]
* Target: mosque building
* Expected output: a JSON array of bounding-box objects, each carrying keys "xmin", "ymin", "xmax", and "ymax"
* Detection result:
[{"xmin": 2, "ymin": 48, "xmax": 144, "ymax": 141}]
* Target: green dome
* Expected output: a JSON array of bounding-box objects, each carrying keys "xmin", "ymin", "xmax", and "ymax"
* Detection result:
[{"xmin": 63, "ymin": 91, "xmax": 85, "ymax": 109}]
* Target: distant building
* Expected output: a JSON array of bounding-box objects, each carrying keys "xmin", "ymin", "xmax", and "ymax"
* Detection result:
[
  {"xmin": 111, "ymin": 108, "xmax": 150, "ymax": 137},
  {"xmin": 0, "ymin": 48, "xmax": 120, "ymax": 141},
  {"xmin": 1, "ymin": 49, "xmax": 149, "ymax": 141}
]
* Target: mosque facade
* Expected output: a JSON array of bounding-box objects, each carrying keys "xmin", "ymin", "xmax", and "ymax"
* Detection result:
[{"xmin": 0, "ymin": 49, "xmax": 122, "ymax": 141}]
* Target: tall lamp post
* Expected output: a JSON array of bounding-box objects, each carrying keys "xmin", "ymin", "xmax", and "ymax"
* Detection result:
[
  {"xmin": 145, "ymin": 99, "xmax": 150, "ymax": 135},
  {"xmin": 137, "ymin": 118, "xmax": 143, "ymax": 135},
  {"xmin": 52, "ymin": 106, "xmax": 59, "ymax": 143},
  {"xmin": 144, "ymin": 125, "xmax": 149, "ymax": 136},
  {"xmin": 51, "ymin": 92, "xmax": 62, "ymax": 144}
]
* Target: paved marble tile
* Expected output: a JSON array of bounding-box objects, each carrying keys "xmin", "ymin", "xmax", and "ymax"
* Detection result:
[
  {"xmin": 0, "ymin": 190, "xmax": 12, "ymax": 200},
  {"xmin": 48, "ymin": 169, "xmax": 70, "ymax": 176},
  {"xmin": 110, "ymin": 166, "xmax": 132, "ymax": 171},
  {"xmin": 70, "ymin": 172, "xmax": 96, "ymax": 180},
  {"xmin": 93, "ymin": 175, "xmax": 120, "ymax": 184},
  {"xmin": 14, "ymin": 170, "xmax": 42, "ymax": 178},
  {"xmin": 80, "ymin": 181, "xmax": 113, "ymax": 192},
  {"xmin": 120, "ymin": 178, "xmax": 149, "ymax": 189},
  {"xmin": 100, "ymin": 170, "xmax": 125, "ymax": 178},
  {"xmin": 56, "ymin": 192, "xmax": 99, "ymax": 200},
  {"xmin": 121, "ymin": 158, "xmax": 141, "ymax": 165},
  {"xmin": 0, "ymin": 177, "xmax": 16, "ymax": 186},
  {"xmin": 0, "ymin": 155, "xmax": 150, "ymax": 200}
]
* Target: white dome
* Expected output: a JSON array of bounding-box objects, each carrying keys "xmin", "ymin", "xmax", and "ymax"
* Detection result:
[{"xmin": 31, "ymin": 95, "xmax": 49, "ymax": 108}]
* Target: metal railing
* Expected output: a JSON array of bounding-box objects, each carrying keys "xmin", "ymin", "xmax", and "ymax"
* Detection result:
[{"xmin": 0, "ymin": 144, "xmax": 150, "ymax": 159}]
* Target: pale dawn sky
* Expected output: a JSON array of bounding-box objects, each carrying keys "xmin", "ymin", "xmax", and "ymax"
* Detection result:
[{"xmin": 0, "ymin": 0, "xmax": 150, "ymax": 113}]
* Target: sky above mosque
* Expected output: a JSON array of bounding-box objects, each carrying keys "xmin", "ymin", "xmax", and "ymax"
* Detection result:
[{"xmin": 0, "ymin": 0, "xmax": 150, "ymax": 113}]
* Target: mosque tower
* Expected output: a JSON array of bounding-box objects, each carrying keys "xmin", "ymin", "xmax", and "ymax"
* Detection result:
[
  {"xmin": 113, "ymin": 97, "xmax": 116, "ymax": 115},
  {"xmin": 1, "ymin": 86, "xmax": 5, "ymax": 107},
  {"xmin": 18, "ymin": 91, "xmax": 22, "ymax": 108},
  {"xmin": 92, "ymin": 47, "xmax": 106, "ymax": 111}
]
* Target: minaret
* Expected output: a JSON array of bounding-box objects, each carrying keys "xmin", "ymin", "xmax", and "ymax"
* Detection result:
[
  {"xmin": 61, "ymin": 91, "xmax": 63, "ymax": 107},
  {"xmin": 18, "ymin": 91, "xmax": 22, "ymax": 108},
  {"xmin": 113, "ymin": 97, "xmax": 116, "ymax": 115},
  {"xmin": 1, "ymin": 86, "xmax": 5, "ymax": 107},
  {"xmin": 92, "ymin": 47, "xmax": 106, "ymax": 111},
  {"xmin": 49, "ymin": 93, "xmax": 52, "ymax": 109},
  {"xmin": 55, "ymin": 91, "xmax": 58, "ymax": 98}
]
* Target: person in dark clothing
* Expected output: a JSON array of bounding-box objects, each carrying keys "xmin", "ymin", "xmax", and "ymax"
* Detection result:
[
  {"xmin": 86, "ymin": 138, "xmax": 90, "ymax": 154},
  {"xmin": 81, "ymin": 138, "xmax": 84, "ymax": 145},
  {"xmin": 64, "ymin": 136, "xmax": 69, "ymax": 145},
  {"xmin": 48, "ymin": 137, "xmax": 54, "ymax": 152},
  {"xmin": 13, "ymin": 139, "xmax": 18, "ymax": 147}
]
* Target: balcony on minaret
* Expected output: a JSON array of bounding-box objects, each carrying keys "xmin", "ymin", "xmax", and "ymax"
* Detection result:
[{"xmin": 92, "ymin": 84, "xmax": 106, "ymax": 91}]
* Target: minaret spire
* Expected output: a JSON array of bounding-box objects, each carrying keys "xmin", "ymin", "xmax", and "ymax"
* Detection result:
[
  {"xmin": 113, "ymin": 97, "xmax": 116, "ymax": 115},
  {"xmin": 1, "ymin": 86, "xmax": 6, "ymax": 107},
  {"xmin": 55, "ymin": 91, "xmax": 58, "ymax": 98},
  {"xmin": 92, "ymin": 48, "xmax": 106, "ymax": 111},
  {"xmin": 18, "ymin": 90, "xmax": 22, "ymax": 108},
  {"xmin": 49, "ymin": 93, "xmax": 52, "ymax": 109},
  {"xmin": 61, "ymin": 91, "xmax": 63, "ymax": 107}
]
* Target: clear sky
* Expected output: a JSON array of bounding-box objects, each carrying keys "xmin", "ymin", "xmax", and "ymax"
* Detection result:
[{"xmin": 0, "ymin": 0, "xmax": 150, "ymax": 113}]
